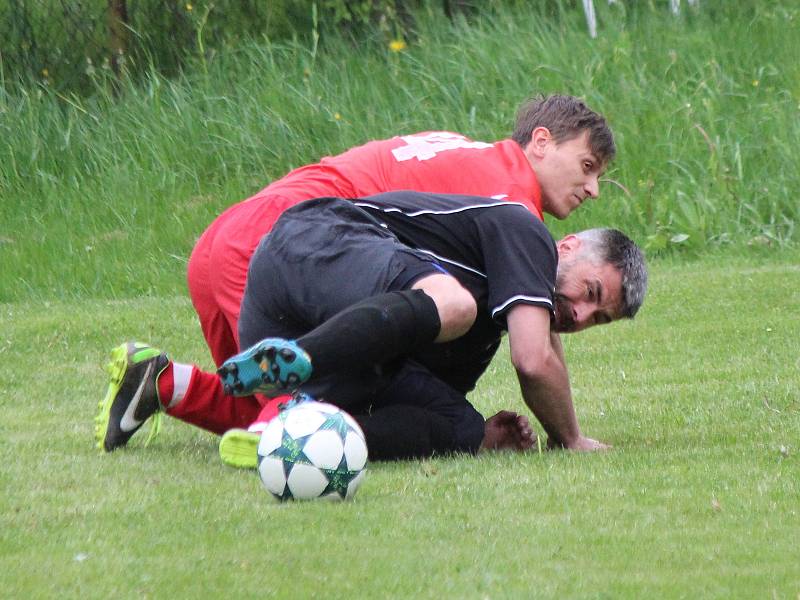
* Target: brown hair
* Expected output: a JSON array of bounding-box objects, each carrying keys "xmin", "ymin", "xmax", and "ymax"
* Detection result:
[{"xmin": 512, "ymin": 95, "xmax": 616, "ymax": 166}]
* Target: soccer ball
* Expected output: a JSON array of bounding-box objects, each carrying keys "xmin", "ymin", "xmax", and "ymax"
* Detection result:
[{"xmin": 257, "ymin": 400, "xmax": 368, "ymax": 501}]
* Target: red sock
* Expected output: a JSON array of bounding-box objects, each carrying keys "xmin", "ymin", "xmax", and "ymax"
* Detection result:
[
  {"xmin": 254, "ymin": 394, "xmax": 291, "ymax": 425},
  {"xmin": 157, "ymin": 362, "xmax": 174, "ymax": 409}
]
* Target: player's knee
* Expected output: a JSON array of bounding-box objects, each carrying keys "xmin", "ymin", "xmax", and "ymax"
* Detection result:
[
  {"xmin": 413, "ymin": 273, "xmax": 476, "ymax": 342},
  {"xmin": 440, "ymin": 285, "xmax": 477, "ymax": 341}
]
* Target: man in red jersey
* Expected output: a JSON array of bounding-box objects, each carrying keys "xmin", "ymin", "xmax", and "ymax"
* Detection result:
[{"xmin": 94, "ymin": 94, "xmax": 618, "ymax": 458}]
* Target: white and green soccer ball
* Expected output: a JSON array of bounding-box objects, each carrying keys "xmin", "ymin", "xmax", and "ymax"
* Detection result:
[{"xmin": 257, "ymin": 400, "xmax": 368, "ymax": 501}]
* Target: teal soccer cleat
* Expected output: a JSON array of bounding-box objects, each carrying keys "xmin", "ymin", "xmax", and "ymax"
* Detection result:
[{"xmin": 217, "ymin": 338, "xmax": 312, "ymax": 397}]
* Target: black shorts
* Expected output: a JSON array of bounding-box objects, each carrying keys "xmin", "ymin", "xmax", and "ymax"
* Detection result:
[
  {"xmin": 237, "ymin": 198, "xmax": 445, "ymax": 404},
  {"xmin": 238, "ymin": 198, "xmax": 444, "ymax": 343}
]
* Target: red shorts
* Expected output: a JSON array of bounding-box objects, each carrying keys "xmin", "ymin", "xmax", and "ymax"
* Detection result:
[{"xmin": 186, "ymin": 194, "xmax": 299, "ymax": 367}]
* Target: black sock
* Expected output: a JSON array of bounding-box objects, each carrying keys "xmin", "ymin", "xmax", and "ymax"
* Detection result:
[{"xmin": 297, "ymin": 289, "xmax": 441, "ymax": 377}]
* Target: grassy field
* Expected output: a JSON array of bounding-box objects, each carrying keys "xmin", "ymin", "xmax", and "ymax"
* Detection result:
[
  {"xmin": 2, "ymin": 256, "xmax": 798, "ymax": 598},
  {"xmin": 2, "ymin": 1, "xmax": 799, "ymax": 597},
  {"xmin": 1, "ymin": 1, "xmax": 799, "ymax": 301}
]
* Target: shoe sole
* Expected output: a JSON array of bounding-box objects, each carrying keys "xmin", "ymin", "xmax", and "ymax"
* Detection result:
[
  {"xmin": 217, "ymin": 338, "xmax": 312, "ymax": 397},
  {"xmin": 94, "ymin": 343, "xmax": 129, "ymax": 451},
  {"xmin": 219, "ymin": 429, "xmax": 260, "ymax": 469}
]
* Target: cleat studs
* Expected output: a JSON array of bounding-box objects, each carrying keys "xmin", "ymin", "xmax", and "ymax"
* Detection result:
[{"xmin": 279, "ymin": 348, "xmax": 296, "ymax": 362}]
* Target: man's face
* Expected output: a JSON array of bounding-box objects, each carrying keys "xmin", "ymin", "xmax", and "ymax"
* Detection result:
[
  {"xmin": 552, "ymin": 252, "xmax": 623, "ymax": 333},
  {"xmin": 525, "ymin": 130, "xmax": 604, "ymax": 220}
]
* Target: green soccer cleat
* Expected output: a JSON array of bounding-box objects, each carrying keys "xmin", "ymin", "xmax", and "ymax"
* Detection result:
[
  {"xmin": 95, "ymin": 342, "xmax": 169, "ymax": 452},
  {"xmin": 219, "ymin": 428, "xmax": 261, "ymax": 470},
  {"xmin": 217, "ymin": 338, "xmax": 312, "ymax": 397},
  {"xmin": 218, "ymin": 394, "xmax": 317, "ymax": 469}
]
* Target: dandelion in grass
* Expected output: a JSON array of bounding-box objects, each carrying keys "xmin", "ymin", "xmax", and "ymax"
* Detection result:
[
  {"xmin": 186, "ymin": 3, "xmax": 193, "ymax": 11},
  {"xmin": 389, "ymin": 39, "xmax": 407, "ymax": 52}
]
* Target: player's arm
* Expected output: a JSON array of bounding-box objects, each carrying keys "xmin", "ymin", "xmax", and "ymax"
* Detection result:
[{"xmin": 506, "ymin": 303, "xmax": 609, "ymax": 451}]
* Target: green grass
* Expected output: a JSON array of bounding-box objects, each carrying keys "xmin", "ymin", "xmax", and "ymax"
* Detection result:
[
  {"xmin": 2, "ymin": 256, "xmax": 798, "ymax": 598},
  {"xmin": 1, "ymin": 1, "xmax": 800, "ymax": 301},
  {"xmin": 1, "ymin": 3, "xmax": 799, "ymax": 596}
]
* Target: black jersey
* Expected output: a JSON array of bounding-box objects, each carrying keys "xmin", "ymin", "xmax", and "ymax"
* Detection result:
[
  {"xmin": 354, "ymin": 191, "xmax": 558, "ymax": 393},
  {"xmin": 354, "ymin": 191, "xmax": 557, "ymax": 324}
]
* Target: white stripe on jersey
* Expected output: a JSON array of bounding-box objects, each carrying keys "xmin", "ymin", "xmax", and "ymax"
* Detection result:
[
  {"xmin": 491, "ymin": 295, "xmax": 553, "ymax": 319},
  {"xmin": 415, "ymin": 249, "xmax": 487, "ymax": 278},
  {"xmin": 353, "ymin": 200, "xmax": 530, "ymax": 218}
]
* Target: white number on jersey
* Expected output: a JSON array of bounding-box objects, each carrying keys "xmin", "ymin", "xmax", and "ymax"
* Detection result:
[{"xmin": 391, "ymin": 132, "xmax": 494, "ymax": 162}]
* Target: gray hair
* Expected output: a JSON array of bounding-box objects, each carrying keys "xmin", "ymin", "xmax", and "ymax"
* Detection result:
[{"xmin": 574, "ymin": 228, "xmax": 648, "ymax": 318}]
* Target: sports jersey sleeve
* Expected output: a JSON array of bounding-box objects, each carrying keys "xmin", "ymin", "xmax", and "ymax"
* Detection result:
[{"xmin": 475, "ymin": 205, "xmax": 557, "ymax": 327}]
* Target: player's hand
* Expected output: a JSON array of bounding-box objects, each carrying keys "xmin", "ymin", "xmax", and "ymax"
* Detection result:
[
  {"xmin": 547, "ymin": 435, "xmax": 612, "ymax": 452},
  {"xmin": 480, "ymin": 410, "xmax": 537, "ymax": 452}
]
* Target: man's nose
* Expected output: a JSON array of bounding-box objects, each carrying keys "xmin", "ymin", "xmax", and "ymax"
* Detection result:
[
  {"xmin": 584, "ymin": 176, "xmax": 599, "ymax": 199},
  {"xmin": 573, "ymin": 302, "xmax": 593, "ymax": 330}
]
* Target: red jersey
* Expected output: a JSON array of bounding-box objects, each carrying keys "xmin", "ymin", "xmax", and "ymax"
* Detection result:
[
  {"xmin": 207, "ymin": 132, "xmax": 542, "ymax": 250},
  {"xmin": 260, "ymin": 131, "xmax": 542, "ymax": 214}
]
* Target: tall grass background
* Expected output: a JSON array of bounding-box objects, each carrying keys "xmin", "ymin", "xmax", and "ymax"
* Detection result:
[{"xmin": 1, "ymin": 1, "xmax": 798, "ymax": 302}]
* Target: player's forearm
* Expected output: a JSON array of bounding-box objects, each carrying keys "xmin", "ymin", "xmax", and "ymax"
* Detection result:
[
  {"xmin": 515, "ymin": 350, "xmax": 582, "ymax": 447},
  {"xmin": 506, "ymin": 306, "xmax": 583, "ymax": 447}
]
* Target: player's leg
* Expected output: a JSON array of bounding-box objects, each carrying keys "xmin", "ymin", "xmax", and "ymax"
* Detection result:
[
  {"xmin": 216, "ymin": 360, "xmax": 483, "ymax": 468},
  {"xmin": 187, "ymin": 226, "xmax": 242, "ymax": 367},
  {"xmin": 352, "ymin": 360, "xmax": 536, "ymax": 459},
  {"xmin": 95, "ymin": 340, "xmax": 269, "ymax": 452},
  {"xmin": 98, "ymin": 229, "xmax": 256, "ymax": 451},
  {"xmin": 160, "ymin": 227, "xmax": 266, "ymax": 434},
  {"xmin": 161, "ymin": 272, "xmax": 310, "ymax": 441},
  {"xmin": 219, "ymin": 198, "xmax": 477, "ymax": 397},
  {"xmin": 286, "ymin": 271, "xmax": 475, "ymax": 376},
  {"xmin": 351, "ymin": 360, "xmax": 486, "ymax": 461}
]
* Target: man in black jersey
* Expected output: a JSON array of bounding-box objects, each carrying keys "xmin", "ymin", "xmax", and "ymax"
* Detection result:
[{"xmin": 218, "ymin": 191, "xmax": 648, "ymax": 461}]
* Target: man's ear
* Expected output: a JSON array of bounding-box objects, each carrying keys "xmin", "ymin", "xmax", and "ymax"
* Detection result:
[
  {"xmin": 556, "ymin": 234, "xmax": 582, "ymax": 259},
  {"xmin": 524, "ymin": 126, "xmax": 552, "ymax": 160}
]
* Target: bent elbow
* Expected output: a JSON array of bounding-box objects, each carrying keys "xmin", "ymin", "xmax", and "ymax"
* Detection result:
[{"xmin": 511, "ymin": 346, "xmax": 554, "ymax": 382}]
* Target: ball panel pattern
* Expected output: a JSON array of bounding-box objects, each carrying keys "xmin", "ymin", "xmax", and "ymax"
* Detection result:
[
  {"xmin": 343, "ymin": 431, "xmax": 368, "ymax": 470},
  {"xmin": 256, "ymin": 401, "xmax": 368, "ymax": 501},
  {"xmin": 287, "ymin": 463, "xmax": 330, "ymax": 498},
  {"xmin": 346, "ymin": 470, "xmax": 367, "ymax": 500},
  {"xmin": 258, "ymin": 418, "xmax": 284, "ymax": 455},
  {"xmin": 303, "ymin": 430, "xmax": 345, "ymax": 470},
  {"xmin": 283, "ymin": 409, "xmax": 326, "ymax": 439},
  {"xmin": 258, "ymin": 456, "xmax": 288, "ymax": 498}
]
